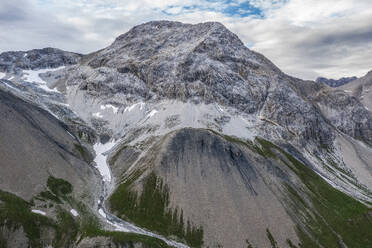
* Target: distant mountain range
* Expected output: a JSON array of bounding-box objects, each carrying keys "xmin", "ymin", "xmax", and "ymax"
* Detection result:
[{"xmin": 316, "ymin": 76, "xmax": 357, "ymax": 87}]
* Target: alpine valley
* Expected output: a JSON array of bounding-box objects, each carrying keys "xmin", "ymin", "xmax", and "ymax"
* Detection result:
[{"xmin": 0, "ymin": 21, "xmax": 372, "ymax": 248}]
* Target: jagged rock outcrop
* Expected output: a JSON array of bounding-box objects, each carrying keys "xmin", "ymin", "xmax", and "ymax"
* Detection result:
[
  {"xmin": 339, "ymin": 70, "xmax": 372, "ymax": 110},
  {"xmin": 313, "ymin": 89, "xmax": 372, "ymax": 145}
]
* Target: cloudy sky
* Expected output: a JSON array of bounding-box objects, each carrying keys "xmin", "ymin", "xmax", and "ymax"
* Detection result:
[{"xmin": 0, "ymin": 0, "xmax": 371, "ymax": 80}]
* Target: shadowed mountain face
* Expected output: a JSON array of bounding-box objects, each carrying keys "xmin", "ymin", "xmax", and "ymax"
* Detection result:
[{"xmin": 0, "ymin": 21, "xmax": 372, "ymax": 248}]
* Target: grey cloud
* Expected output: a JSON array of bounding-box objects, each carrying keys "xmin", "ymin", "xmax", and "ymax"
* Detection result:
[{"xmin": 0, "ymin": 1, "xmax": 29, "ymax": 23}]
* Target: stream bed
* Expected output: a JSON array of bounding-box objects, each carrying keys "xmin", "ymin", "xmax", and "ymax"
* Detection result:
[{"xmin": 93, "ymin": 141, "xmax": 189, "ymax": 248}]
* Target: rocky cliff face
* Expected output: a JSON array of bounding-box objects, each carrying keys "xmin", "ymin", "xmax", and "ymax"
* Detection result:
[
  {"xmin": 1, "ymin": 21, "xmax": 372, "ymax": 248},
  {"xmin": 339, "ymin": 70, "xmax": 372, "ymax": 110}
]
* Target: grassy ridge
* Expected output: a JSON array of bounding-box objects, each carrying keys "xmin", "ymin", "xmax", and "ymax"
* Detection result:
[{"xmin": 254, "ymin": 138, "xmax": 372, "ymax": 248}]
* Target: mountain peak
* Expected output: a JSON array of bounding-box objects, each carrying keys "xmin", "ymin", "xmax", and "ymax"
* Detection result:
[
  {"xmin": 114, "ymin": 20, "xmax": 232, "ymax": 42},
  {"xmin": 111, "ymin": 20, "xmax": 244, "ymax": 54},
  {"xmin": 83, "ymin": 20, "xmax": 280, "ymax": 114}
]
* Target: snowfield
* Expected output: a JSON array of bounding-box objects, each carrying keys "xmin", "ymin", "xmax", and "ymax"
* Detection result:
[
  {"xmin": 93, "ymin": 141, "xmax": 117, "ymax": 183},
  {"xmin": 22, "ymin": 66, "xmax": 65, "ymax": 92}
]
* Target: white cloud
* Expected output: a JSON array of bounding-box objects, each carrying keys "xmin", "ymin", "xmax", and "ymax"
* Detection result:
[{"xmin": 0, "ymin": 0, "xmax": 371, "ymax": 80}]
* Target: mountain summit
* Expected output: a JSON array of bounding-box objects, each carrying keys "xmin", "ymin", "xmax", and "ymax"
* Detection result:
[{"xmin": 0, "ymin": 21, "xmax": 372, "ymax": 248}]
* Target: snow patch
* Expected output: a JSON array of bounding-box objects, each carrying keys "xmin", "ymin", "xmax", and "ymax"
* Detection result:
[
  {"xmin": 93, "ymin": 112, "xmax": 103, "ymax": 118},
  {"xmin": 111, "ymin": 222, "xmax": 130, "ymax": 232},
  {"xmin": 1, "ymin": 81, "xmax": 19, "ymax": 91},
  {"xmin": 146, "ymin": 109, "xmax": 158, "ymax": 118},
  {"xmin": 125, "ymin": 102, "xmax": 145, "ymax": 112},
  {"xmin": 70, "ymin": 209, "xmax": 79, "ymax": 217},
  {"xmin": 216, "ymin": 104, "xmax": 224, "ymax": 113},
  {"xmin": 32, "ymin": 209, "xmax": 46, "ymax": 216},
  {"xmin": 67, "ymin": 131, "xmax": 75, "ymax": 139},
  {"xmin": 98, "ymin": 208, "xmax": 107, "ymax": 218},
  {"xmin": 0, "ymin": 72, "xmax": 5, "ymax": 79},
  {"xmin": 101, "ymin": 104, "xmax": 119, "ymax": 114},
  {"xmin": 22, "ymin": 67, "xmax": 65, "ymax": 93},
  {"xmin": 93, "ymin": 141, "xmax": 117, "ymax": 182}
]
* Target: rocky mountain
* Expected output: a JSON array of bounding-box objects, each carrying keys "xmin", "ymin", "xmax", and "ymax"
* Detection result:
[
  {"xmin": 0, "ymin": 21, "xmax": 372, "ymax": 248},
  {"xmin": 316, "ymin": 76, "xmax": 357, "ymax": 87},
  {"xmin": 0, "ymin": 47, "xmax": 81, "ymax": 73},
  {"xmin": 338, "ymin": 70, "xmax": 372, "ymax": 110}
]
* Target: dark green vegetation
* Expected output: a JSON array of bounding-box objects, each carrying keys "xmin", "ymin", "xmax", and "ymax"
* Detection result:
[
  {"xmin": 55, "ymin": 208, "xmax": 79, "ymax": 247},
  {"xmin": 254, "ymin": 137, "xmax": 372, "ymax": 248},
  {"xmin": 0, "ymin": 189, "xmax": 57, "ymax": 248},
  {"xmin": 0, "ymin": 176, "xmax": 175, "ymax": 248},
  {"xmin": 109, "ymin": 172, "xmax": 204, "ymax": 247},
  {"xmin": 36, "ymin": 176, "xmax": 73, "ymax": 204},
  {"xmin": 47, "ymin": 176, "xmax": 73, "ymax": 196},
  {"xmin": 0, "ymin": 176, "xmax": 80, "ymax": 248},
  {"xmin": 266, "ymin": 229, "xmax": 279, "ymax": 248},
  {"xmin": 0, "ymin": 189, "xmax": 79, "ymax": 248},
  {"xmin": 73, "ymin": 143, "xmax": 91, "ymax": 162}
]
